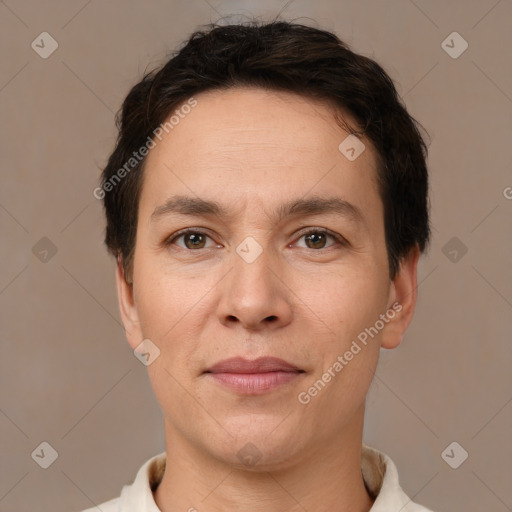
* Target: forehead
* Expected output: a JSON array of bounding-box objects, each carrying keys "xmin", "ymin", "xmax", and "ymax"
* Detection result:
[
  {"xmin": 164, "ymin": 87, "xmax": 362, "ymax": 155},
  {"xmin": 139, "ymin": 87, "xmax": 383, "ymax": 231}
]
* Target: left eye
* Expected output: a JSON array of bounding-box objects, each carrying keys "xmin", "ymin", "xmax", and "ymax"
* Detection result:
[{"xmin": 295, "ymin": 230, "xmax": 340, "ymax": 250}]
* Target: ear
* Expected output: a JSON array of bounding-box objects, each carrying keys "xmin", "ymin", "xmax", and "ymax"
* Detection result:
[
  {"xmin": 380, "ymin": 243, "xmax": 420, "ymax": 350},
  {"xmin": 116, "ymin": 256, "xmax": 143, "ymax": 351}
]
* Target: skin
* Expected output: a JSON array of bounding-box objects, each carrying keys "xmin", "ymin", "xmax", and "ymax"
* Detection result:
[{"xmin": 116, "ymin": 87, "xmax": 420, "ymax": 512}]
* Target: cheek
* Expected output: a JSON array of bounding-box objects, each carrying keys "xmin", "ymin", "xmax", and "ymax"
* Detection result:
[
  {"xmin": 296, "ymin": 271, "xmax": 384, "ymax": 427},
  {"xmin": 136, "ymin": 280, "xmax": 173, "ymax": 338},
  {"xmin": 134, "ymin": 282, "xmax": 181, "ymax": 369},
  {"xmin": 305, "ymin": 264, "xmax": 387, "ymax": 336},
  {"xmin": 316, "ymin": 267, "xmax": 387, "ymax": 387},
  {"xmin": 135, "ymin": 256, "xmax": 191, "ymax": 332},
  {"xmin": 134, "ymin": 265, "xmax": 208, "ymax": 372}
]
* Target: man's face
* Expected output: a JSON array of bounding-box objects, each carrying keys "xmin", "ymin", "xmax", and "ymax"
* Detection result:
[{"xmin": 118, "ymin": 87, "xmax": 416, "ymax": 468}]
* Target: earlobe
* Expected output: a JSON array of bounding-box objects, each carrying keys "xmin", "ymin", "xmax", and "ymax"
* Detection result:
[
  {"xmin": 380, "ymin": 244, "xmax": 420, "ymax": 350},
  {"xmin": 115, "ymin": 256, "xmax": 143, "ymax": 350}
]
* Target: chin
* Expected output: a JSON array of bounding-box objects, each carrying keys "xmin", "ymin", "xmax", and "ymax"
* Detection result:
[{"xmin": 208, "ymin": 420, "xmax": 305, "ymax": 471}]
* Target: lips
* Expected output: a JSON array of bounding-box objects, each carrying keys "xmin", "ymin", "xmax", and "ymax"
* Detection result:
[
  {"xmin": 204, "ymin": 357, "xmax": 305, "ymax": 394},
  {"xmin": 204, "ymin": 356, "xmax": 303, "ymax": 374},
  {"xmin": 203, "ymin": 357, "xmax": 305, "ymax": 394}
]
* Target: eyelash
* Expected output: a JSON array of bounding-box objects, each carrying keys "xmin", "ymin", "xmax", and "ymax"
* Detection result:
[{"xmin": 164, "ymin": 227, "xmax": 347, "ymax": 251}]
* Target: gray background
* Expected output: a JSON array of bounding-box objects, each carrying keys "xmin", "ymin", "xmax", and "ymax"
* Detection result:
[{"xmin": 1, "ymin": 1, "xmax": 511, "ymax": 511}]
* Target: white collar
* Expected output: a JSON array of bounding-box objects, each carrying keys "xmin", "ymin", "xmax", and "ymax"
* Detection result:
[{"xmin": 114, "ymin": 444, "xmax": 433, "ymax": 511}]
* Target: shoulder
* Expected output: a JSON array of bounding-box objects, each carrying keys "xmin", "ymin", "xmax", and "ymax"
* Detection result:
[
  {"xmin": 400, "ymin": 502, "xmax": 435, "ymax": 512},
  {"xmin": 73, "ymin": 451, "xmax": 166, "ymax": 512},
  {"xmin": 78, "ymin": 496, "xmax": 120, "ymax": 512},
  {"xmin": 362, "ymin": 444, "xmax": 436, "ymax": 512},
  {"xmin": 398, "ymin": 498, "xmax": 435, "ymax": 512}
]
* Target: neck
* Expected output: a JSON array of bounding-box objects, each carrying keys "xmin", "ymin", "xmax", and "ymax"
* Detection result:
[{"xmin": 154, "ymin": 406, "xmax": 374, "ymax": 512}]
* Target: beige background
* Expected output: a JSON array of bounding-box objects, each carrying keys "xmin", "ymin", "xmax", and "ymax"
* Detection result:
[{"xmin": 1, "ymin": 1, "xmax": 511, "ymax": 511}]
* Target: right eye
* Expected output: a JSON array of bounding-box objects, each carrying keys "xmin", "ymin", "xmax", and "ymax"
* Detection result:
[{"xmin": 165, "ymin": 229, "xmax": 219, "ymax": 250}]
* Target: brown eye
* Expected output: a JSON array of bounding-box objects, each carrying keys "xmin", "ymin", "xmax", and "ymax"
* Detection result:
[
  {"xmin": 182, "ymin": 232, "xmax": 207, "ymax": 249},
  {"xmin": 296, "ymin": 229, "xmax": 341, "ymax": 250},
  {"xmin": 166, "ymin": 230, "xmax": 216, "ymax": 250},
  {"xmin": 304, "ymin": 232, "xmax": 329, "ymax": 249}
]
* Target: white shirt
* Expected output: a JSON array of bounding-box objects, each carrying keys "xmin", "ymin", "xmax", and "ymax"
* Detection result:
[{"xmin": 80, "ymin": 444, "xmax": 434, "ymax": 512}]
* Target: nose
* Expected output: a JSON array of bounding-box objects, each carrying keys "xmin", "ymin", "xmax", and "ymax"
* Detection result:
[{"xmin": 216, "ymin": 245, "xmax": 293, "ymax": 332}]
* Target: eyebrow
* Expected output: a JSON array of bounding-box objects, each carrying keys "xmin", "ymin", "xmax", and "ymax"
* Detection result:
[{"xmin": 150, "ymin": 194, "xmax": 366, "ymax": 227}]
